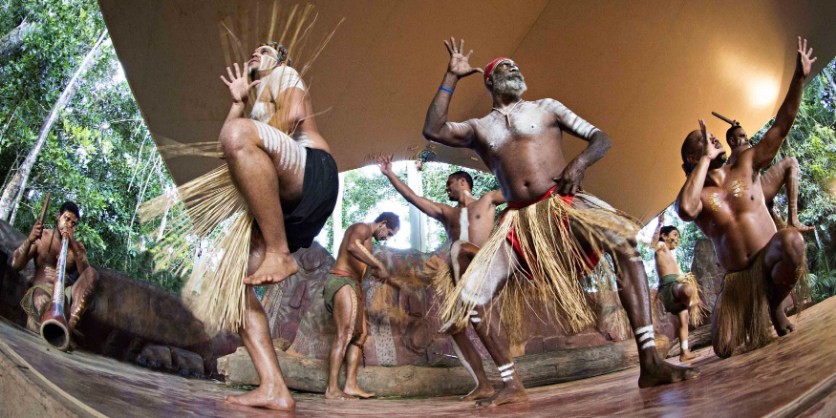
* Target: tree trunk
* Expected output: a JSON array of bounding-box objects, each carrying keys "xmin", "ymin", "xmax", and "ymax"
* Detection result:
[
  {"xmin": 0, "ymin": 30, "xmax": 107, "ymax": 221},
  {"xmin": 0, "ymin": 20, "xmax": 36, "ymax": 60}
]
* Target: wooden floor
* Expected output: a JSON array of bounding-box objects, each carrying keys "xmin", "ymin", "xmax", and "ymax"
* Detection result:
[{"xmin": 2, "ymin": 297, "xmax": 835, "ymax": 417}]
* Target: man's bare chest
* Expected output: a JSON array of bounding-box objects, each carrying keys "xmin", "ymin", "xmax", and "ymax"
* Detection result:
[{"xmin": 478, "ymin": 109, "xmax": 554, "ymax": 152}]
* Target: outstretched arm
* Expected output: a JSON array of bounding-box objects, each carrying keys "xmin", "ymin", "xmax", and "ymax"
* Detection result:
[
  {"xmin": 377, "ymin": 155, "xmax": 448, "ymax": 220},
  {"xmin": 422, "ymin": 37, "xmax": 482, "ymax": 148},
  {"xmin": 220, "ymin": 62, "xmax": 260, "ymax": 123},
  {"xmin": 676, "ymin": 120, "xmax": 722, "ymax": 221},
  {"xmin": 752, "ymin": 37, "xmax": 817, "ymax": 169},
  {"xmin": 651, "ymin": 213, "xmax": 665, "ymax": 245},
  {"xmin": 545, "ymin": 99, "xmax": 611, "ymax": 196}
]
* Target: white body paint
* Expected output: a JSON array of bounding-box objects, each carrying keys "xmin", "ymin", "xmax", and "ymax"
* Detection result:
[
  {"xmin": 450, "ymin": 339, "xmax": 479, "ymax": 386},
  {"xmin": 634, "ymin": 325, "xmax": 656, "ymax": 350},
  {"xmin": 543, "ymin": 99, "xmax": 599, "ymax": 139},
  {"xmin": 459, "ymin": 207, "xmax": 469, "ymax": 242},
  {"xmin": 248, "ymin": 65, "xmax": 312, "ymax": 173}
]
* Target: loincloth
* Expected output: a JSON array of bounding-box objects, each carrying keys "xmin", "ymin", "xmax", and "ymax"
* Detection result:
[
  {"xmin": 713, "ymin": 247, "xmax": 773, "ymax": 358},
  {"xmin": 323, "ymin": 269, "xmax": 363, "ymax": 336},
  {"xmin": 20, "ymin": 283, "xmax": 72, "ymax": 325},
  {"xmin": 283, "ymin": 147, "xmax": 339, "ymax": 252},
  {"xmin": 658, "ymin": 272, "xmax": 702, "ymax": 326},
  {"xmin": 441, "ymin": 187, "xmax": 640, "ymax": 336}
]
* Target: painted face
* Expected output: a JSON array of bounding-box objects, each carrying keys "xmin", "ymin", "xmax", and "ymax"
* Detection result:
[
  {"xmin": 727, "ymin": 127, "xmax": 750, "ymax": 150},
  {"xmin": 664, "ymin": 230, "xmax": 680, "ymax": 250},
  {"xmin": 247, "ymin": 46, "xmax": 280, "ymax": 73},
  {"xmin": 375, "ymin": 224, "xmax": 398, "ymax": 241},
  {"xmin": 491, "ymin": 60, "xmax": 527, "ymax": 97},
  {"xmin": 57, "ymin": 211, "xmax": 79, "ymax": 236}
]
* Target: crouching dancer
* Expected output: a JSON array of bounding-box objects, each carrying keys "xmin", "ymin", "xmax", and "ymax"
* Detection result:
[
  {"xmin": 325, "ymin": 213, "xmax": 400, "ymax": 400},
  {"xmin": 423, "ymin": 38, "xmax": 698, "ymax": 405},
  {"xmin": 676, "ymin": 36, "xmax": 816, "ymax": 360}
]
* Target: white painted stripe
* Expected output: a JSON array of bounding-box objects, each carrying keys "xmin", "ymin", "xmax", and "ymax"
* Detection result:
[
  {"xmin": 469, "ymin": 310, "xmax": 478, "ymax": 316},
  {"xmin": 638, "ymin": 333, "xmax": 654, "ymax": 343},
  {"xmin": 641, "ymin": 340, "xmax": 656, "ymax": 350},
  {"xmin": 500, "ymin": 369, "xmax": 514, "ymax": 378},
  {"xmin": 498, "ymin": 363, "xmax": 515, "ymax": 372},
  {"xmin": 681, "ymin": 341, "xmax": 689, "ymax": 350},
  {"xmin": 502, "ymin": 376, "xmax": 514, "ymax": 382},
  {"xmin": 470, "ymin": 317, "xmax": 481, "ymax": 324},
  {"xmin": 634, "ymin": 325, "xmax": 653, "ymax": 336}
]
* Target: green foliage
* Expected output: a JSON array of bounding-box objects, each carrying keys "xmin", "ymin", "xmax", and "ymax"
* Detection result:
[
  {"xmin": 750, "ymin": 58, "xmax": 836, "ymax": 302},
  {"xmin": 336, "ymin": 161, "xmax": 501, "ymax": 252},
  {"xmin": 0, "ymin": 0, "xmax": 180, "ymax": 293}
]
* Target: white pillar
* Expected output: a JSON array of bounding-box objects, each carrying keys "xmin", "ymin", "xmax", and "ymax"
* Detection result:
[
  {"xmin": 406, "ymin": 162, "xmax": 428, "ymax": 252},
  {"xmin": 332, "ymin": 172, "xmax": 345, "ymax": 253}
]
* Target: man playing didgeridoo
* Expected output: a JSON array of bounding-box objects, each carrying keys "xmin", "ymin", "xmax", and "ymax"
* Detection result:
[
  {"xmin": 324, "ymin": 213, "xmax": 400, "ymax": 400},
  {"xmin": 220, "ymin": 43, "xmax": 338, "ymax": 410},
  {"xmin": 12, "ymin": 201, "xmax": 98, "ymax": 338},
  {"xmin": 424, "ymin": 38, "xmax": 697, "ymax": 406},
  {"xmin": 377, "ymin": 154, "xmax": 503, "ymax": 401},
  {"xmin": 677, "ymin": 38, "xmax": 816, "ymax": 359},
  {"xmin": 651, "ymin": 213, "xmax": 701, "ymax": 362}
]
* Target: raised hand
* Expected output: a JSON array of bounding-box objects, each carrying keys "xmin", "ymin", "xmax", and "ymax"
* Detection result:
[
  {"xmin": 28, "ymin": 221, "xmax": 43, "ymax": 242},
  {"xmin": 220, "ymin": 62, "xmax": 260, "ymax": 103},
  {"xmin": 796, "ymin": 37, "xmax": 817, "ymax": 78},
  {"xmin": 376, "ymin": 154, "xmax": 394, "ymax": 176},
  {"xmin": 700, "ymin": 119, "xmax": 723, "ymax": 160},
  {"xmin": 444, "ymin": 37, "xmax": 483, "ymax": 79}
]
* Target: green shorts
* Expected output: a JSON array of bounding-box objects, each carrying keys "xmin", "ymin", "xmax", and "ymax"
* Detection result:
[
  {"xmin": 659, "ymin": 274, "xmax": 686, "ymax": 314},
  {"xmin": 323, "ymin": 274, "xmax": 358, "ymax": 314}
]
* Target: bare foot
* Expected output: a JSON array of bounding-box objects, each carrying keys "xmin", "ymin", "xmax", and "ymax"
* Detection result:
[
  {"xmin": 244, "ymin": 251, "xmax": 298, "ymax": 285},
  {"xmin": 789, "ymin": 220, "xmax": 814, "ymax": 233},
  {"xmin": 460, "ymin": 384, "xmax": 495, "ymax": 401},
  {"xmin": 343, "ymin": 385, "xmax": 375, "ymax": 399},
  {"xmin": 225, "ymin": 386, "xmax": 295, "ymax": 411},
  {"xmin": 324, "ymin": 388, "xmax": 357, "ymax": 400},
  {"xmin": 770, "ymin": 306, "xmax": 795, "ymax": 336},
  {"xmin": 679, "ymin": 350, "xmax": 697, "ymax": 362},
  {"xmin": 476, "ymin": 384, "xmax": 528, "ymax": 407},
  {"xmin": 638, "ymin": 355, "xmax": 700, "ymax": 388}
]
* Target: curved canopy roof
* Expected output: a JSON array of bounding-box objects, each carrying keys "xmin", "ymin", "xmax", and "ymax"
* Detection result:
[{"xmin": 99, "ymin": 0, "xmax": 836, "ymax": 222}]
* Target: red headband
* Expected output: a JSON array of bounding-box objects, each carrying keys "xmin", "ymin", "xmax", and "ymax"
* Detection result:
[{"xmin": 484, "ymin": 57, "xmax": 511, "ymax": 83}]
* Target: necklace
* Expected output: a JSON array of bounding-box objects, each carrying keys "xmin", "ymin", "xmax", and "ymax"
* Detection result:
[{"xmin": 492, "ymin": 100, "xmax": 525, "ymax": 127}]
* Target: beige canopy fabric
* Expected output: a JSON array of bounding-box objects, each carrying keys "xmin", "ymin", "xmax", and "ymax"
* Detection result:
[{"xmin": 99, "ymin": 0, "xmax": 836, "ymax": 222}]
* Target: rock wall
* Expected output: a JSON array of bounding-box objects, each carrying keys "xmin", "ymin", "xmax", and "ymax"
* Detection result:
[{"xmin": 261, "ymin": 243, "xmax": 637, "ymax": 368}]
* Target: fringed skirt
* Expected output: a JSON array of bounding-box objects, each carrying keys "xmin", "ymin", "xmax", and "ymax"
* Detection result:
[
  {"xmin": 713, "ymin": 248, "xmax": 773, "ymax": 358},
  {"xmin": 440, "ymin": 190, "xmax": 640, "ymax": 337}
]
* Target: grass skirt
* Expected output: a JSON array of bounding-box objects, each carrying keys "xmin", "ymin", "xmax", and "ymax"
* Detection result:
[{"xmin": 440, "ymin": 192, "xmax": 640, "ymax": 337}]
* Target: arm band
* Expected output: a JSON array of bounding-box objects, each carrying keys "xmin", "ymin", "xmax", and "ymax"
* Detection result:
[{"xmin": 438, "ymin": 86, "xmax": 454, "ymax": 94}]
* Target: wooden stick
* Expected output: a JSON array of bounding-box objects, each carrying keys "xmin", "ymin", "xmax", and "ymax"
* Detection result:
[
  {"xmin": 37, "ymin": 193, "xmax": 51, "ymax": 224},
  {"xmin": 711, "ymin": 111, "xmax": 739, "ymax": 126}
]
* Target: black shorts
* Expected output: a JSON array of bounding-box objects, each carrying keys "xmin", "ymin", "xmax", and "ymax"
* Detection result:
[{"xmin": 284, "ymin": 148, "xmax": 338, "ymax": 252}]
